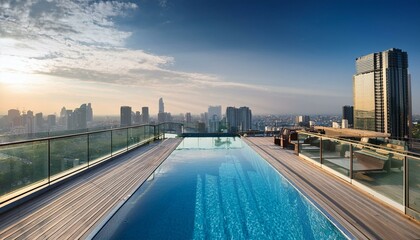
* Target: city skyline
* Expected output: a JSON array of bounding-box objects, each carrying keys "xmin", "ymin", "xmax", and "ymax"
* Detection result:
[{"xmin": 1, "ymin": 0, "xmax": 420, "ymax": 115}]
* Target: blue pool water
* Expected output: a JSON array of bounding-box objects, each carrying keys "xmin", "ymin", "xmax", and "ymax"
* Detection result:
[{"xmin": 94, "ymin": 137, "xmax": 348, "ymax": 239}]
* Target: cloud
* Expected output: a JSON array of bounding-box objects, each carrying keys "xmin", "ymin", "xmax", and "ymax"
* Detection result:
[{"xmin": 0, "ymin": 0, "xmax": 338, "ymax": 111}]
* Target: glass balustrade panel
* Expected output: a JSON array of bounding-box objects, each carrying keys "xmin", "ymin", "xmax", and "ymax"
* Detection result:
[
  {"xmin": 112, "ymin": 129, "xmax": 128, "ymax": 155},
  {"xmin": 89, "ymin": 131, "xmax": 112, "ymax": 165},
  {"xmin": 352, "ymin": 145, "xmax": 404, "ymax": 204},
  {"xmin": 321, "ymin": 139, "xmax": 351, "ymax": 177},
  {"xmin": 408, "ymin": 156, "xmax": 420, "ymax": 212},
  {"xmin": 50, "ymin": 135, "xmax": 88, "ymax": 180},
  {"xmin": 298, "ymin": 133, "xmax": 321, "ymax": 163},
  {"xmin": 0, "ymin": 141, "xmax": 48, "ymax": 200}
]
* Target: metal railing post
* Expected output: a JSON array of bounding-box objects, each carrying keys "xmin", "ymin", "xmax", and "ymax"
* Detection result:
[
  {"xmin": 110, "ymin": 130, "xmax": 113, "ymax": 157},
  {"xmin": 297, "ymin": 136, "xmax": 300, "ymax": 154},
  {"xmin": 126, "ymin": 128, "xmax": 129, "ymax": 151},
  {"xmin": 403, "ymin": 156, "xmax": 408, "ymax": 212},
  {"xmin": 48, "ymin": 139, "xmax": 51, "ymax": 184},
  {"xmin": 349, "ymin": 144, "xmax": 353, "ymax": 179},
  {"xmin": 320, "ymin": 137, "xmax": 323, "ymax": 165},
  {"xmin": 87, "ymin": 134, "xmax": 90, "ymax": 167}
]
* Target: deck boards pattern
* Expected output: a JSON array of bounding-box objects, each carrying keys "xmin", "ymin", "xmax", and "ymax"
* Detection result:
[
  {"xmin": 244, "ymin": 137, "xmax": 420, "ymax": 240},
  {"xmin": 0, "ymin": 138, "xmax": 181, "ymax": 239}
]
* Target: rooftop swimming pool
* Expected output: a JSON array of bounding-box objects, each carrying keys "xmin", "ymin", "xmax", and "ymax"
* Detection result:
[{"xmin": 93, "ymin": 137, "xmax": 349, "ymax": 239}]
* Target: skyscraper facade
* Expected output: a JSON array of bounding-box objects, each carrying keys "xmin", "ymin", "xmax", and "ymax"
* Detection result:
[
  {"xmin": 34, "ymin": 112, "xmax": 43, "ymax": 132},
  {"xmin": 226, "ymin": 107, "xmax": 238, "ymax": 133},
  {"xmin": 185, "ymin": 112, "xmax": 192, "ymax": 123},
  {"xmin": 353, "ymin": 48, "xmax": 412, "ymax": 139},
  {"xmin": 226, "ymin": 106, "xmax": 252, "ymax": 133},
  {"xmin": 208, "ymin": 106, "xmax": 222, "ymax": 133},
  {"xmin": 76, "ymin": 104, "xmax": 87, "ymax": 129},
  {"xmin": 142, "ymin": 107, "xmax": 149, "ymax": 124},
  {"xmin": 86, "ymin": 103, "xmax": 93, "ymax": 122},
  {"xmin": 120, "ymin": 106, "xmax": 132, "ymax": 127},
  {"xmin": 342, "ymin": 105, "xmax": 354, "ymax": 128},
  {"xmin": 159, "ymin": 98, "xmax": 164, "ymax": 113}
]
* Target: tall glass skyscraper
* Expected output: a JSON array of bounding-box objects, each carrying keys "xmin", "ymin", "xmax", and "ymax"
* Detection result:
[
  {"xmin": 353, "ymin": 48, "xmax": 412, "ymax": 139},
  {"xmin": 159, "ymin": 98, "xmax": 164, "ymax": 113},
  {"xmin": 120, "ymin": 106, "xmax": 132, "ymax": 127},
  {"xmin": 226, "ymin": 106, "xmax": 252, "ymax": 133}
]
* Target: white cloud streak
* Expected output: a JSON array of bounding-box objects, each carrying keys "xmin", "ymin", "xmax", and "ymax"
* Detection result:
[{"xmin": 0, "ymin": 0, "xmax": 339, "ymax": 114}]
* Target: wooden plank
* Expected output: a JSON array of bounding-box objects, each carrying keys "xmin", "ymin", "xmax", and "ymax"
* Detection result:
[{"xmin": 244, "ymin": 137, "xmax": 420, "ymax": 239}]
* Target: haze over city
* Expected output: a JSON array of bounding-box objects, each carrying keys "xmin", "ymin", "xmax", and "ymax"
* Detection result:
[{"xmin": 1, "ymin": 0, "xmax": 420, "ymax": 115}]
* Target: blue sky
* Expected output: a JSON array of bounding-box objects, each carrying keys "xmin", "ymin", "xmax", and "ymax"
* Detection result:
[{"xmin": 0, "ymin": 0, "xmax": 419, "ymax": 115}]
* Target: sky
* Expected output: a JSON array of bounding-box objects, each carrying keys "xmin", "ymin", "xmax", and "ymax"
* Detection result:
[{"xmin": 1, "ymin": 0, "xmax": 420, "ymax": 116}]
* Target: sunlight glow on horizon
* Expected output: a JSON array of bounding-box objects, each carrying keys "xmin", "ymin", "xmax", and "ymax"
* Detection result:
[{"xmin": 0, "ymin": 0, "xmax": 419, "ymax": 116}]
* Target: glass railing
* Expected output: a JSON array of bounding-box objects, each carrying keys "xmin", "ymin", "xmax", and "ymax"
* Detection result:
[
  {"xmin": 297, "ymin": 131, "xmax": 420, "ymax": 219},
  {"xmin": 298, "ymin": 133, "xmax": 321, "ymax": 163},
  {"xmin": 0, "ymin": 123, "xmax": 180, "ymax": 205}
]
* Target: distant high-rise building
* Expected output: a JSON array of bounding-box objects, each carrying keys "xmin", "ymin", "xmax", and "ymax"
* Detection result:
[
  {"xmin": 185, "ymin": 112, "xmax": 192, "ymax": 123},
  {"xmin": 342, "ymin": 119, "xmax": 349, "ymax": 129},
  {"xmin": 120, "ymin": 106, "xmax": 132, "ymax": 127},
  {"xmin": 34, "ymin": 112, "xmax": 43, "ymax": 132},
  {"xmin": 26, "ymin": 110, "xmax": 34, "ymax": 133},
  {"xmin": 7, "ymin": 109, "xmax": 21, "ymax": 127},
  {"xmin": 208, "ymin": 106, "xmax": 222, "ymax": 133},
  {"xmin": 142, "ymin": 107, "xmax": 149, "ymax": 123},
  {"xmin": 134, "ymin": 111, "xmax": 141, "ymax": 124},
  {"xmin": 295, "ymin": 115, "xmax": 310, "ymax": 127},
  {"xmin": 342, "ymin": 105, "xmax": 354, "ymax": 128},
  {"xmin": 47, "ymin": 115, "xmax": 56, "ymax": 129},
  {"xmin": 226, "ymin": 107, "xmax": 238, "ymax": 133},
  {"xmin": 76, "ymin": 104, "xmax": 87, "ymax": 129},
  {"xmin": 208, "ymin": 115, "xmax": 220, "ymax": 133},
  {"xmin": 353, "ymin": 48, "xmax": 411, "ymax": 139},
  {"xmin": 66, "ymin": 110, "xmax": 74, "ymax": 130},
  {"xmin": 238, "ymin": 107, "xmax": 252, "ymax": 131},
  {"xmin": 59, "ymin": 107, "xmax": 67, "ymax": 126},
  {"xmin": 86, "ymin": 103, "xmax": 93, "ymax": 122},
  {"xmin": 159, "ymin": 98, "xmax": 164, "ymax": 113},
  {"xmin": 226, "ymin": 106, "xmax": 252, "ymax": 133},
  {"xmin": 208, "ymin": 106, "xmax": 222, "ymax": 120}
]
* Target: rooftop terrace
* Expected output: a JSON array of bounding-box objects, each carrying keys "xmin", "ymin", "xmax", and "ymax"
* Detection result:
[{"xmin": 0, "ymin": 131, "xmax": 419, "ymax": 239}]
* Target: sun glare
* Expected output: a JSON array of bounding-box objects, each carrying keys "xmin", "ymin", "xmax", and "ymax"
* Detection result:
[{"xmin": 0, "ymin": 72, "xmax": 34, "ymax": 92}]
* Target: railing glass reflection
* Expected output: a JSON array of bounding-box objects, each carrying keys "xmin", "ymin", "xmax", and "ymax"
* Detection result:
[
  {"xmin": 408, "ymin": 156, "xmax": 420, "ymax": 213},
  {"xmin": 0, "ymin": 123, "xmax": 181, "ymax": 205},
  {"xmin": 50, "ymin": 135, "xmax": 88, "ymax": 181},
  {"xmin": 298, "ymin": 133, "xmax": 321, "ymax": 163},
  {"xmin": 322, "ymin": 138, "xmax": 351, "ymax": 178},
  {"xmin": 298, "ymin": 131, "xmax": 418, "ymax": 219},
  {"xmin": 0, "ymin": 141, "xmax": 48, "ymax": 202},
  {"xmin": 89, "ymin": 131, "xmax": 112, "ymax": 165}
]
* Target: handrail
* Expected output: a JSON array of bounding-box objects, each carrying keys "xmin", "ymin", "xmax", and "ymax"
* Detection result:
[
  {"xmin": 0, "ymin": 122, "xmax": 184, "ymax": 207},
  {"xmin": 297, "ymin": 130, "xmax": 420, "ymax": 221},
  {"xmin": 297, "ymin": 130, "xmax": 420, "ymax": 158},
  {"xmin": 0, "ymin": 122, "xmax": 183, "ymax": 147}
]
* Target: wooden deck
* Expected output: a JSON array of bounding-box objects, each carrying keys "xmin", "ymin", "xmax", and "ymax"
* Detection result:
[
  {"xmin": 244, "ymin": 137, "xmax": 420, "ymax": 240},
  {"xmin": 0, "ymin": 138, "xmax": 181, "ymax": 240}
]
